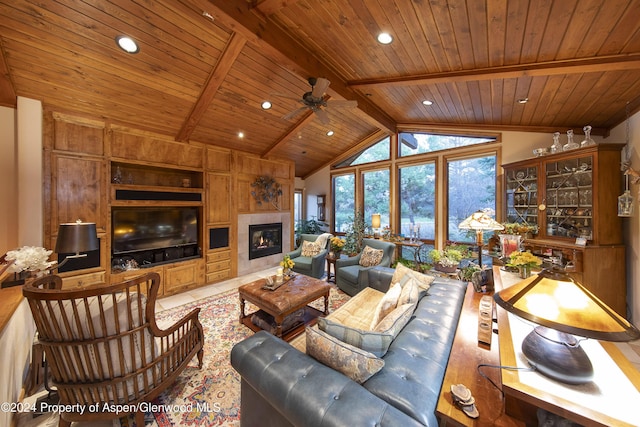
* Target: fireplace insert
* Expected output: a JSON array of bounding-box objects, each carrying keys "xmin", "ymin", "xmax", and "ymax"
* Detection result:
[{"xmin": 249, "ymin": 223, "xmax": 282, "ymax": 260}]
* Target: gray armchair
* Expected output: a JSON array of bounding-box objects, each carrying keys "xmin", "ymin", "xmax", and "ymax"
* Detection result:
[
  {"xmin": 335, "ymin": 238, "xmax": 396, "ymax": 296},
  {"xmin": 286, "ymin": 233, "xmax": 332, "ymax": 279}
]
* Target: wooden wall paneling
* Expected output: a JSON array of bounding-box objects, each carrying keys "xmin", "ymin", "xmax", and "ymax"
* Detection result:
[
  {"xmin": 52, "ymin": 112, "xmax": 105, "ymax": 156},
  {"xmin": 51, "ymin": 153, "xmax": 106, "ymax": 230},
  {"xmin": 206, "ymin": 146, "xmax": 232, "ymax": 172},
  {"xmin": 237, "ymin": 178, "xmax": 251, "ymax": 213},
  {"xmin": 110, "ymin": 129, "xmax": 205, "ymax": 169},
  {"xmin": 207, "ymin": 173, "xmax": 231, "ymax": 223}
]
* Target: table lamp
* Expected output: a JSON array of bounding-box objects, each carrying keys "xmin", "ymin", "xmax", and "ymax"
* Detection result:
[
  {"xmin": 55, "ymin": 220, "xmax": 99, "ymax": 270},
  {"xmin": 458, "ymin": 210, "xmax": 504, "ymax": 266},
  {"xmin": 371, "ymin": 213, "xmax": 381, "ymax": 238},
  {"xmin": 494, "ymin": 268, "xmax": 640, "ymax": 384}
]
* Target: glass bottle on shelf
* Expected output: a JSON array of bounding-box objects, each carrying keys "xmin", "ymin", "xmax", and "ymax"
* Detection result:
[
  {"xmin": 563, "ymin": 129, "xmax": 579, "ymax": 151},
  {"xmin": 580, "ymin": 125, "xmax": 596, "ymax": 147},
  {"xmin": 550, "ymin": 132, "xmax": 562, "ymax": 154},
  {"xmin": 112, "ymin": 165, "xmax": 122, "ymax": 184}
]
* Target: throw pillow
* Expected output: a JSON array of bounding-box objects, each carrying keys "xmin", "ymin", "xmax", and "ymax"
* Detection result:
[
  {"xmin": 373, "ymin": 303, "xmax": 416, "ymax": 334},
  {"xmin": 397, "ymin": 277, "xmax": 420, "ymax": 306},
  {"xmin": 391, "ymin": 263, "xmax": 435, "ymax": 294},
  {"xmin": 359, "ymin": 245, "xmax": 384, "ymax": 267},
  {"xmin": 318, "ymin": 317, "xmax": 394, "ymax": 357},
  {"xmin": 301, "ymin": 240, "xmax": 321, "ymax": 257},
  {"xmin": 369, "ymin": 282, "xmax": 402, "ymax": 329},
  {"xmin": 306, "ymin": 326, "xmax": 384, "ymax": 383}
]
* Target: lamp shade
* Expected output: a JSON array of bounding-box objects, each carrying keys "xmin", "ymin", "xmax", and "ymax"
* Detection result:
[
  {"xmin": 371, "ymin": 213, "xmax": 381, "ymax": 229},
  {"xmin": 458, "ymin": 210, "xmax": 504, "ymax": 231},
  {"xmin": 494, "ymin": 269, "xmax": 640, "ymax": 342},
  {"xmin": 55, "ymin": 221, "xmax": 99, "ymax": 254}
]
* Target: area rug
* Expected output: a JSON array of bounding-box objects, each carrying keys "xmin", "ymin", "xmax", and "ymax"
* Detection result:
[{"xmin": 116, "ymin": 285, "xmax": 349, "ymax": 427}]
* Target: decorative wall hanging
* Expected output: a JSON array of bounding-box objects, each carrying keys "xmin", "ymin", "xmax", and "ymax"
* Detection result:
[{"xmin": 251, "ymin": 175, "xmax": 283, "ymax": 210}]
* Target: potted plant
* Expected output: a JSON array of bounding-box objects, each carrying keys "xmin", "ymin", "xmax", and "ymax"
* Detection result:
[
  {"xmin": 429, "ymin": 245, "xmax": 469, "ymax": 273},
  {"xmin": 329, "ymin": 237, "xmax": 345, "ymax": 256}
]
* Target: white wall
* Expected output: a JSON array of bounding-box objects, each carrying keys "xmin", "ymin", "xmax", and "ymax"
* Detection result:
[{"xmin": 607, "ymin": 111, "xmax": 640, "ymax": 327}]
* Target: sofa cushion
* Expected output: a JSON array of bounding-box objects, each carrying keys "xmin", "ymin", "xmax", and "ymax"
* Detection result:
[
  {"xmin": 359, "ymin": 245, "xmax": 384, "ymax": 267},
  {"xmin": 370, "ymin": 282, "xmax": 402, "ymax": 329},
  {"xmin": 318, "ymin": 317, "xmax": 394, "ymax": 357},
  {"xmin": 398, "ymin": 277, "xmax": 420, "ymax": 306},
  {"xmin": 301, "ymin": 240, "xmax": 322, "ymax": 257},
  {"xmin": 392, "ymin": 263, "xmax": 435, "ymax": 294},
  {"xmin": 306, "ymin": 326, "xmax": 384, "ymax": 383},
  {"xmin": 372, "ymin": 303, "xmax": 416, "ymax": 334}
]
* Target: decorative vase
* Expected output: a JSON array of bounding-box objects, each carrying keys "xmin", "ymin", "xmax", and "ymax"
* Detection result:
[{"xmin": 519, "ymin": 265, "xmax": 531, "ymax": 279}]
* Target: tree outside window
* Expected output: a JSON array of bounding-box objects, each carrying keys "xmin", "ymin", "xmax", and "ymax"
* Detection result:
[
  {"xmin": 399, "ymin": 163, "xmax": 435, "ymax": 240},
  {"xmin": 333, "ymin": 173, "xmax": 355, "ymax": 232},
  {"xmin": 363, "ymin": 169, "xmax": 390, "ymax": 229}
]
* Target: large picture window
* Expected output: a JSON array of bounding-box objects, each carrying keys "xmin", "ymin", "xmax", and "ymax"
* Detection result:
[
  {"xmin": 399, "ymin": 163, "xmax": 436, "ymax": 241},
  {"xmin": 333, "ymin": 173, "xmax": 355, "ymax": 232},
  {"xmin": 447, "ymin": 154, "xmax": 497, "ymax": 242},
  {"xmin": 363, "ymin": 169, "xmax": 390, "ymax": 230}
]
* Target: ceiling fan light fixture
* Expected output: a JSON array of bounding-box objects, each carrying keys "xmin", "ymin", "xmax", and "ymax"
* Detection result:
[
  {"xmin": 261, "ymin": 101, "xmax": 272, "ymax": 110},
  {"xmin": 115, "ymin": 35, "xmax": 139, "ymax": 54},
  {"xmin": 377, "ymin": 32, "xmax": 393, "ymax": 44}
]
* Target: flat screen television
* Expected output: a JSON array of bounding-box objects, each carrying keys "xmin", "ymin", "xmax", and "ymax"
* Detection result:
[{"xmin": 112, "ymin": 207, "xmax": 199, "ymax": 256}]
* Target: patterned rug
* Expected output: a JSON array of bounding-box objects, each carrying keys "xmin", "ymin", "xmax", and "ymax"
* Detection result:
[{"xmin": 117, "ymin": 284, "xmax": 349, "ymax": 427}]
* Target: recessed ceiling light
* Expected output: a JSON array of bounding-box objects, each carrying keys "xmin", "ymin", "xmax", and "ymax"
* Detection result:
[
  {"xmin": 517, "ymin": 97, "xmax": 529, "ymax": 104},
  {"xmin": 238, "ymin": 132, "xmax": 244, "ymax": 138},
  {"xmin": 261, "ymin": 101, "xmax": 272, "ymax": 110},
  {"xmin": 422, "ymin": 100, "xmax": 433, "ymax": 106},
  {"xmin": 326, "ymin": 130, "xmax": 334, "ymax": 136},
  {"xmin": 377, "ymin": 33, "xmax": 393, "ymax": 44},
  {"xmin": 115, "ymin": 35, "xmax": 139, "ymax": 54}
]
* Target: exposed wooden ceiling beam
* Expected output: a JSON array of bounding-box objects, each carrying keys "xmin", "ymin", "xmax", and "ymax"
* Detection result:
[
  {"xmin": 195, "ymin": 0, "xmax": 396, "ymax": 132},
  {"xmin": 176, "ymin": 32, "xmax": 246, "ymax": 142},
  {"xmin": 261, "ymin": 109, "xmax": 316, "ymax": 158},
  {"xmin": 348, "ymin": 54, "xmax": 640, "ymax": 88},
  {"xmin": 398, "ymin": 122, "xmax": 609, "ymax": 137}
]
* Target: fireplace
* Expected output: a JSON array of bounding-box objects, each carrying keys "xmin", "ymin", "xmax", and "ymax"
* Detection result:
[{"xmin": 249, "ymin": 223, "xmax": 283, "ymax": 260}]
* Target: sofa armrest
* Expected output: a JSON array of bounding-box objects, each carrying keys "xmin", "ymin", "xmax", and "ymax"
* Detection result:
[
  {"xmin": 336, "ymin": 254, "xmax": 361, "ymax": 268},
  {"xmin": 231, "ymin": 331, "xmax": 423, "ymax": 427},
  {"xmin": 287, "ymin": 247, "xmax": 302, "ymax": 258},
  {"xmin": 367, "ymin": 266, "xmax": 395, "ymax": 292}
]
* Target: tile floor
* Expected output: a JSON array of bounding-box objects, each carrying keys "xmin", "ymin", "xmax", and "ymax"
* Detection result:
[{"xmin": 15, "ymin": 266, "xmax": 640, "ymax": 426}]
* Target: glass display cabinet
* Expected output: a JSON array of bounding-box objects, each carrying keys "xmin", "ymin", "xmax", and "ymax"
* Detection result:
[{"xmin": 502, "ymin": 144, "xmax": 627, "ymax": 315}]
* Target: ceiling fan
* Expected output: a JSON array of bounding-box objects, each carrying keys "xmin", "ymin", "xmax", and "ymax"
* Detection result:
[{"xmin": 275, "ymin": 77, "xmax": 357, "ymax": 125}]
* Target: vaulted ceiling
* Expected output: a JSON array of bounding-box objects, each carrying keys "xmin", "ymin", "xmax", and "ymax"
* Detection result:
[{"xmin": 1, "ymin": 0, "xmax": 640, "ymax": 177}]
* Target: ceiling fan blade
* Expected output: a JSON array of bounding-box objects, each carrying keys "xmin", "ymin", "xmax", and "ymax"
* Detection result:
[
  {"xmin": 283, "ymin": 106, "xmax": 307, "ymax": 121},
  {"xmin": 311, "ymin": 78, "xmax": 330, "ymax": 99},
  {"xmin": 314, "ymin": 108, "xmax": 330, "ymax": 124},
  {"xmin": 326, "ymin": 99, "xmax": 358, "ymax": 109}
]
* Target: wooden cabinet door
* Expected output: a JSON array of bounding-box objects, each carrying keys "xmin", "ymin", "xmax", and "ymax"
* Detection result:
[
  {"xmin": 207, "ymin": 173, "xmax": 231, "ymax": 224},
  {"xmin": 51, "ymin": 154, "xmax": 106, "ymax": 230}
]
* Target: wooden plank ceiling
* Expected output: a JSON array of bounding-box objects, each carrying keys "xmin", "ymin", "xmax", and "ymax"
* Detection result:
[{"xmin": 1, "ymin": 0, "xmax": 640, "ymax": 177}]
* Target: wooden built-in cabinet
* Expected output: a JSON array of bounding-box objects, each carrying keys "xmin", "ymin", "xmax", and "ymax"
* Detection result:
[
  {"xmin": 43, "ymin": 112, "xmax": 293, "ymax": 296},
  {"xmin": 503, "ymin": 144, "xmax": 627, "ymax": 315}
]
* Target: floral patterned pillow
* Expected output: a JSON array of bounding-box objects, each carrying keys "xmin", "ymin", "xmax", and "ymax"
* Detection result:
[
  {"xmin": 301, "ymin": 241, "xmax": 321, "ymax": 257},
  {"xmin": 359, "ymin": 245, "xmax": 383, "ymax": 267},
  {"xmin": 306, "ymin": 326, "xmax": 384, "ymax": 384}
]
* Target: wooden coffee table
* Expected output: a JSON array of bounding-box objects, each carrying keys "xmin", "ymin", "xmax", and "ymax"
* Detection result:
[{"xmin": 238, "ymin": 274, "xmax": 331, "ymax": 342}]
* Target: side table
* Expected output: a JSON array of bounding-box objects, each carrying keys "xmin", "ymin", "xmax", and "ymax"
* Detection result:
[{"xmin": 325, "ymin": 253, "xmax": 338, "ymax": 283}]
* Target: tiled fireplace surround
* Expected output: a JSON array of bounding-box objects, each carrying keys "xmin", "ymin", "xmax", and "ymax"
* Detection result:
[{"xmin": 237, "ymin": 212, "xmax": 292, "ymax": 277}]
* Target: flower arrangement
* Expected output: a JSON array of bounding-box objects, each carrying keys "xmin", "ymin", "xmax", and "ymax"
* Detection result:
[
  {"xmin": 4, "ymin": 246, "xmax": 56, "ymax": 274},
  {"xmin": 506, "ymin": 250, "xmax": 542, "ymax": 268},
  {"xmin": 330, "ymin": 237, "xmax": 345, "ymax": 252},
  {"xmin": 280, "ymin": 254, "xmax": 295, "ymax": 270}
]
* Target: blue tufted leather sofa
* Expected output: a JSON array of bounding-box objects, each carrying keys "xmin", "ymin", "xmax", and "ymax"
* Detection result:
[{"xmin": 231, "ymin": 267, "xmax": 467, "ymax": 427}]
